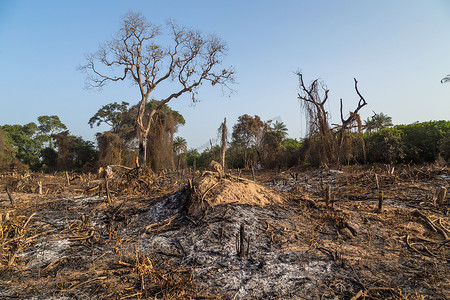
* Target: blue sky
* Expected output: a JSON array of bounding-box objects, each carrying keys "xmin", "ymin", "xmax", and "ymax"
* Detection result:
[{"xmin": 1, "ymin": 0, "xmax": 449, "ymax": 150}]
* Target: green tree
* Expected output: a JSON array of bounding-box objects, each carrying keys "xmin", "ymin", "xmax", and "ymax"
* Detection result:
[
  {"xmin": 396, "ymin": 121, "xmax": 450, "ymax": 163},
  {"xmin": 173, "ymin": 136, "xmax": 187, "ymax": 169},
  {"xmin": 270, "ymin": 120, "xmax": 288, "ymax": 142},
  {"xmin": 1, "ymin": 123, "xmax": 45, "ymax": 170},
  {"xmin": 54, "ymin": 131, "xmax": 97, "ymax": 171},
  {"xmin": 439, "ymin": 132, "xmax": 450, "ymax": 160},
  {"xmin": 365, "ymin": 128, "xmax": 404, "ymax": 164},
  {"xmin": 231, "ymin": 114, "xmax": 265, "ymax": 168},
  {"xmin": 80, "ymin": 11, "xmax": 234, "ymax": 166},
  {"xmin": 173, "ymin": 136, "xmax": 187, "ymax": 155},
  {"xmin": 88, "ymin": 101, "xmax": 129, "ymax": 133},
  {"xmin": 280, "ymin": 138, "xmax": 303, "ymax": 168},
  {"xmin": 364, "ymin": 112, "xmax": 393, "ymax": 132},
  {"xmin": 37, "ymin": 115, "xmax": 67, "ymax": 148},
  {"xmin": 186, "ymin": 148, "xmax": 200, "ymax": 168}
]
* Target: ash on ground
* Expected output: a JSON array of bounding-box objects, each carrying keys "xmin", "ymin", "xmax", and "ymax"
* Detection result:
[{"xmin": 0, "ymin": 166, "xmax": 448, "ymax": 299}]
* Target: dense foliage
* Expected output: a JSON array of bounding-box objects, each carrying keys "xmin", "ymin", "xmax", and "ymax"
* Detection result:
[
  {"xmin": 1, "ymin": 116, "xmax": 96, "ymax": 172},
  {"xmin": 365, "ymin": 121, "xmax": 450, "ymax": 164},
  {"xmin": 178, "ymin": 117, "xmax": 450, "ymax": 171}
]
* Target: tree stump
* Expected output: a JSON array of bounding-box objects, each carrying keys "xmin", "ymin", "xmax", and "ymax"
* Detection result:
[
  {"xmin": 437, "ymin": 187, "xmax": 447, "ymax": 205},
  {"xmin": 378, "ymin": 191, "xmax": 384, "ymax": 212},
  {"xmin": 325, "ymin": 185, "xmax": 331, "ymax": 207}
]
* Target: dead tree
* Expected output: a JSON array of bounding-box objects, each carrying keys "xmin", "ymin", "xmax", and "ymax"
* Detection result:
[
  {"xmin": 297, "ymin": 72, "xmax": 333, "ymax": 152},
  {"xmin": 218, "ymin": 118, "xmax": 227, "ymax": 169},
  {"xmin": 297, "ymin": 72, "xmax": 367, "ymax": 165},
  {"xmin": 80, "ymin": 12, "xmax": 234, "ymax": 166},
  {"xmin": 338, "ymin": 78, "xmax": 368, "ymax": 161}
]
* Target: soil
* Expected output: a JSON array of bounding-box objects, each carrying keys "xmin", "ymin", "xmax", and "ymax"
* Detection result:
[{"xmin": 0, "ymin": 164, "xmax": 449, "ymax": 299}]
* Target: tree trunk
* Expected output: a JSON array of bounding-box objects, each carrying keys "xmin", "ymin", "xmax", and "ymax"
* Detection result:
[
  {"xmin": 220, "ymin": 118, "xmax": 227, "ymax": 169},
  {"xmin": 138, "ymin": 135, "xmax": 147, "ymax": 167},
  {"xmin": 137, "ymin": 103, "xmax": 156, "ymax": 167}
]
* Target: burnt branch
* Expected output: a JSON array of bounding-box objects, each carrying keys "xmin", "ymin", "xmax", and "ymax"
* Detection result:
[{"xmin": 340, "ymin": 78, "xmax": 367, "ymax": 128}]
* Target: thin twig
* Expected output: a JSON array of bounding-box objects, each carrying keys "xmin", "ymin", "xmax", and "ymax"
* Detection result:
[{"xmin": 59, "ymin": 276, "xmax": 108, "ymax": 293}]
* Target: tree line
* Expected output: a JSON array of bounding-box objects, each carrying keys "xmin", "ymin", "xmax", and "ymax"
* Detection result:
[
  {"xmin": 1, "ymin": 109, "xmax": 448, "ymax": 173},
  {"xmin": 0, "ymin": 116, "xmax": 96, "ymax": 172}
]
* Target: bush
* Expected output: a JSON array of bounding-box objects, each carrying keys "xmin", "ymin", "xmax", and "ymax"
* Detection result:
[
  {"xmin": 396, "ymin": 121, "xmax": 450, "ymax": 163},
  {"xmin": 279, "ymin": 138, "xmax": 302, "ymax": 168},
  {"xmin": 365, "ymin": 128, "xmax": 404, "ymax": 164}
]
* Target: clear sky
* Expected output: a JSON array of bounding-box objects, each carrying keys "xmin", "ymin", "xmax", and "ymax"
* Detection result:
[{"xmin": 1, "ymin": 0, "xmax": 449, "ymax": 150}]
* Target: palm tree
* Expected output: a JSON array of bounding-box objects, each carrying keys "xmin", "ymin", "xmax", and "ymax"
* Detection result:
[
  {"xmin": 364, "ymin": 112, "xmax": 393, "ymax": 132},
  {"xmin": 173, "ymin": 136, "xmax": 187, "ymax": 170},
  {"xmin": 173, "ymin": 136, "xmax": 187, "ymax": 155},
  {"xmin": 271, "ymin": 121, "xmax": 288, "ymax": 141}
]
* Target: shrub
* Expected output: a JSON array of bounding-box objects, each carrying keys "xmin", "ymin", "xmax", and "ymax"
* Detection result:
[
  {"xmin": 365, "ymin": 128, "xmax": 404, "ymax": 164},
  {"xmin": 396, "ymin": 121, "xmax": 450, "ymax": 163}
]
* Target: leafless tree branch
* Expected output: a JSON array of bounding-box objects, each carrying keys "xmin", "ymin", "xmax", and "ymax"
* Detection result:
[{"xmin": 80, "ymin": 11, "xmax": 235, "ymax": 166}]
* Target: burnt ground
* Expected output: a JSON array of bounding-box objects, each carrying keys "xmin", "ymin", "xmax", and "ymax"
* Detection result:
[{"xmin": 0, "ymin": 165, "xmax": 449, "ymax": 299}]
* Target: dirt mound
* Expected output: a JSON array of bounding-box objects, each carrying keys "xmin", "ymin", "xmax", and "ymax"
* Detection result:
[{"xmin": 187, "ymin": 171, "xmax": 285, "ymax": 217}]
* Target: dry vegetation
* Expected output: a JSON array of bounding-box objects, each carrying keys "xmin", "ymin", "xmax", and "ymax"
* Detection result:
[{"xmin": 0, "ymin": 163, "xmax": 449, "ymax": 299}]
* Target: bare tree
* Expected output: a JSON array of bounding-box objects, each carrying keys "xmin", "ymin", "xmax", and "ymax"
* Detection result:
[
  {"xmin": 79, "ymin": 11, "xmax": 234, "ymax": 166},
  {"xmin": 297, "ymin": 72, "xmax": 334, "ymax": 164},
  {"xmin": 297, "ymin": 72, "xmax": 367, "ymax": 165}
]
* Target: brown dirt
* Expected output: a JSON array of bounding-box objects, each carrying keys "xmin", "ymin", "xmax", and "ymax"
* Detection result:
[{"xmin": 0, "ymin": 165, "xmax": 449, "ymax": 299}]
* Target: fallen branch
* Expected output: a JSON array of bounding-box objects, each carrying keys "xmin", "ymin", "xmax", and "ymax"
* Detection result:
[
  {"xmin": 201, "ymin": 182, "xmax": 220, "ymax": 202},
  {"xmin": 436, "ymin": 239, "xmax": 450, "ymax": 250},
  {"xmin": 145, "ymin": 213, "xmax": 179, "ymax": 233},
  {"xmin": 405, "ymin": 235, "xmax": 423, "ymax": 256},
  {"xmin": 413, "ymin": 210, "xmax": 448, "ymax": 240},
  {"xmin": 120, "ymin": 293, "xmax": 143, "ymax": 300},
  {"xmin": 43, "ymin": 258, "xmax": 68, "ymax": 271},
  {"xmin": 108, "ymin": 164, "xmax": 134, "ymax": 170}
]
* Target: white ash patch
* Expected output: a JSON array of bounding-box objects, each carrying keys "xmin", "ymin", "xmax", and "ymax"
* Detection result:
[
  {"xmin": 19, "ymin": 239, "xmax": 70, "ymax": 268},
  {"xmin": 137, "ymin": 197, "xmax": 334, "ymax": 298},
  {"xmin": 143, "ymin": 191, "xmax": 183, "ymax": 224},
  {"xmin": 71, "ymin": 195, "xmax": 104, "ymax": 206}
]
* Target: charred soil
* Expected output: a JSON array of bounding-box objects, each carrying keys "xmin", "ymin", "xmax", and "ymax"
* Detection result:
[{"xmin": 0, "ymin": 164, "xmax": 449, "ymax": 299}]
